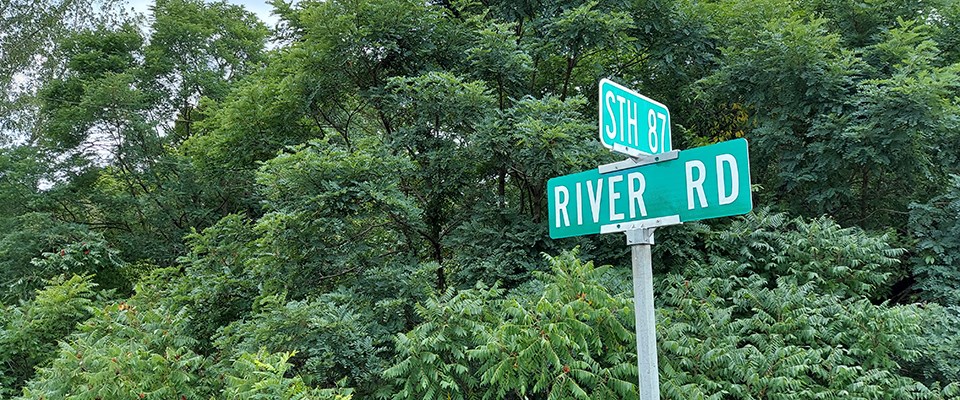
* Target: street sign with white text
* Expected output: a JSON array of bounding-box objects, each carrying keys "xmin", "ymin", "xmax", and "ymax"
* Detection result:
[
  {"xmin": 598, "ymin": 78, "xmax": 671, "ymax": 157},
  {"xmin": 547, "ymin": 139, "xmax": 752, "ymax": 239}
]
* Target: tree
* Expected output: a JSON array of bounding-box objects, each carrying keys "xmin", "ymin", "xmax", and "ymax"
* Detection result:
[
  {"xmin": 910, "ymin": 176, "xmax": 960, "ymax": 305},
  {"xmin": 144, "ymin": 0, "xmax": 269, "ymax": 143},
  {"xmin": 696, "ymin": 1, "xmax": 960, "ymax": 231},
  {"xmin": 0, "ymin": 0, "xmax": 123, "ymax": 136},
  {"xmin": 215, "ymin": 293, "xmax": 385, "ymax": 395},
  {"xmin": 251, "ymin": 139, "xmax": 418, "ymax": 299},
  {"xmin": 17, "ymin": 269, "xmax": 353, "ymax": 399},
  {"xmin": 386, "ymin": 251, "xmax": 638, "ymax": 399},
  {"xmin": 389, "ymin": 214, "xmax": 960, "ymax": 399},
  {"xmin": 0, "ymin": 275, "xmax": 101, "ymax": 396},
  {"xmin": 25, "ymin": 0, "xmax": 269, "ymax": 267}
]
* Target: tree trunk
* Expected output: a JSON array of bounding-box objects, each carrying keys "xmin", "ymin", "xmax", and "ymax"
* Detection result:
[
  {"xmin": 498, "ymin": 169, "xmax": 506, "ymax": 209},
  {"xmin": 561, "ymin": 56, "xmax": 576, "ymax": 101},
  {"xmin": 433, "ymin": 238, "xmax": 445, "ymax": 292}
]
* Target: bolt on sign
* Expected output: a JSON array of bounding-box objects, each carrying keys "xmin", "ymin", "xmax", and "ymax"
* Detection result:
[{"xmin": 547, "ymin": 138, "xmax": 752, "ymax": 239}]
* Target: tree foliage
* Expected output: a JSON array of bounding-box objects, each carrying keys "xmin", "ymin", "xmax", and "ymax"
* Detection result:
[
  {"xmin": 386, "ymin": 251, "xmax": 638, "ymax": 399},
  {"xmin": 0, "ymin": 275, "xmax": 101, "ymax": 396},
  {"xmin": 910, "ymin": 176, "xmax": 960, "ymax": 305}
]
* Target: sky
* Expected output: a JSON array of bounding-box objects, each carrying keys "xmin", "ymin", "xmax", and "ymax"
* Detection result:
[{"xmin": 125, "ymin": 0, "xmax": 282, "ymax": 26}]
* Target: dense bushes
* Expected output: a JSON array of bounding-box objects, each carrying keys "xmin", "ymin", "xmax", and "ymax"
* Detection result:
[{"xmin": 0, "ymin": 214, "xmax": 957, "ymax": 398}]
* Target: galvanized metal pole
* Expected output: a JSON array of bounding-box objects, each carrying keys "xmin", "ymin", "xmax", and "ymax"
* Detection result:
[{"xmin": 627, "ymin": 228, "xmax": 660, "ymax": 400}]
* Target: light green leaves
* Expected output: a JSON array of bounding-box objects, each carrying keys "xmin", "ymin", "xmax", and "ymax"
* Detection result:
[
  {"xmin": 252, "ymin": 138, "xmax": 417, "ymax": 297},
  {"xmin": 387, "ymin": 251, "xmax": 638, "ymax": 399},
  {"xmin": 223, "ymin": 350, "xmax": 353, "ymax": 400},
  {"xmin": 0, "ymin": 274, "xmax": 100, "ymax": 396}
]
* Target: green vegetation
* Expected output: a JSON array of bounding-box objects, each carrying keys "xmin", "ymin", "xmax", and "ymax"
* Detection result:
[{"xmin": 1, "ymin": 0, "xmax": 959, "ymax": 398}]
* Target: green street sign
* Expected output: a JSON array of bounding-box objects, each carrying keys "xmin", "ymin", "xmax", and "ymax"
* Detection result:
[
  {"xmin": 547, "ymin": 139, "xmax": 752, "ymax": 239},
  {"xmin": 599, "ymin": 78, "xmax": 671, "ymax": 157}
]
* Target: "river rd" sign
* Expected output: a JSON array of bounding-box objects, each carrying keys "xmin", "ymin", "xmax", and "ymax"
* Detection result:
[{"xmin": 547, "ymin": 138, "xmax": 752, "ymax": 239}]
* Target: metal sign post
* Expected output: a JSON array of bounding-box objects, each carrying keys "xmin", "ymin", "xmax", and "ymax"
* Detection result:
[{"xmin": 626, "ymin": 228, "xmax": 659, "ymax": 400}]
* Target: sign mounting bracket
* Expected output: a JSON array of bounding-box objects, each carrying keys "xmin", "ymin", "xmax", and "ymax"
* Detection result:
[{"xmin": 598, "ymin": 150, "xmax": 679, "ymax": 174}]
